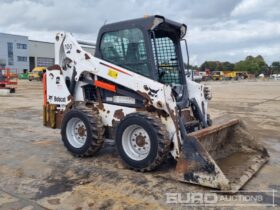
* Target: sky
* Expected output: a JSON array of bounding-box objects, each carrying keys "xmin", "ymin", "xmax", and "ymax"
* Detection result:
[{"xmin": 0, "ymin": 0, "xmax": 280, "ymax": 66}]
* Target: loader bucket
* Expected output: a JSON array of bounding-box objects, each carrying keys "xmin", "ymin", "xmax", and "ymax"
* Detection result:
[{"xmin": 175, "ymin": 119, "xmax": 269, "ymax": 192}]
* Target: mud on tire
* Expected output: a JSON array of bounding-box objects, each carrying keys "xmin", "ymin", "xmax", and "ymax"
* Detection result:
[
  {"xmin": 61, "ymin": 107, "xmax": 104, "ymax": 157},
  {"xmin": 116, "ymin": 112, "xmax": 171, "ymax": 172}
]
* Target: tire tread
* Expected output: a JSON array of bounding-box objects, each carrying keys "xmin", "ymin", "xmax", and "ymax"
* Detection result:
[{"xmin": 63, "ymin": 106, "xmax": 104, "ymax": 157}]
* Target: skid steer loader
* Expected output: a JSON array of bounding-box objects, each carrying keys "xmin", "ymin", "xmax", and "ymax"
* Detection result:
[{"xmin": 43, "ymin": 15, "xmax": 269, "ymax": 192}]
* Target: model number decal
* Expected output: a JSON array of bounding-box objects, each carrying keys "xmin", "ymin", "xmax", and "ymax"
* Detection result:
[
  {"xmin": 65, "ymin": 44, "xmax": 72, "ymax": 54},
  {"xmin": 64, "ymin": 44, "xmax": 72, "ymax": 50},
  {"xmin": 108, "ymin": 69, "xmax": 118, "ymax": 79}
]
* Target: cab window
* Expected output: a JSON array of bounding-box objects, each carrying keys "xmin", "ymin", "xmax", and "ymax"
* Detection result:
[{"xmin": 100, "ymin": 28, "xmax": 150, "ymax": 77}]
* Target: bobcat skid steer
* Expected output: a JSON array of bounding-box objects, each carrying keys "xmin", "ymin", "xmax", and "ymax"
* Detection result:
[{"xmin": 43, "ymin": 15, "xmax": 269, "ymax": 192}]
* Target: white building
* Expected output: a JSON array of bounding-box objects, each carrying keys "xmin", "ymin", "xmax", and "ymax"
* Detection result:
[{"xmin": 0, "ymin": 33, "xmax": 29, "ymax": 72}]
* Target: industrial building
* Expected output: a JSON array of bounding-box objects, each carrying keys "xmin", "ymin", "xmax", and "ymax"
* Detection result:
[
  {"xmin": 29, "ymin": 40, "xmax": 55, "ymax": 71},
  {"xmin": 0, "ymin": 32, "xmax": 95, "ymax": 73},
  {"xmin": 0, "ymin": 33, "xmax": 29, "ymax": 72},
  {"xmin": 28, "ymin": 40, "xmax": 95, "ymax": 71}
]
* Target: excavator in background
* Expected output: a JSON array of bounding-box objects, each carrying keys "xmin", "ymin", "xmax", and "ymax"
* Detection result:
[{"xmin": 43, "ymin": 15, "xmax": 269, "ymax": 192}]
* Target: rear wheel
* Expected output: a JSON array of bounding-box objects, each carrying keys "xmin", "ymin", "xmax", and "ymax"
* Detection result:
[
  {"xmin": 61, "ymin": 107, "xmax": 104, "ymax": 157},
  {"xmin": 116, "ymin": 112, "xmax": 171, "ymax": 172}
]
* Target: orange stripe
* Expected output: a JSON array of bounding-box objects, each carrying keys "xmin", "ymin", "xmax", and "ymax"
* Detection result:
[
  {"xmin": 100, "ymin": 62, "xmax": 132, "ymax": 76},
  {"xmin": 95, "ymin": 80, "xmax": 116, "ymax": 92},
  {"xmin": 43, "ymin": 73, "xmax": 47, "ymax": 105}
]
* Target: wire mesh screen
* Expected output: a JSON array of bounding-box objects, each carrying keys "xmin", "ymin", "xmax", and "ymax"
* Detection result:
[{"xmin": 152, "ymin": 37, "xmax": 181, "ymax": 85}]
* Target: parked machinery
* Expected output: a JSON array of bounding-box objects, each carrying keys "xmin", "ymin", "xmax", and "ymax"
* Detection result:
[
  {"xmin": 0, "ymin": 68, "xmax": 17, "ymax": 93},
  {"xmin": 43, "ymin": 15, "xmax": 268, "ymax": 192}
]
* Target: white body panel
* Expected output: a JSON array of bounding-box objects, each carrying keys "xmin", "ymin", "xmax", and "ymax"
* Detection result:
[
  {"xmin": 187, "ymin": 78, "xmax": 208, "ymax": 123},
  {"xmin": 46, "ymin": 69, "xmax": 71, "ymax": 108},
  {"xmin": 46, "ymin": 32, "xmax": 210, "ymax": 159},
  {"xmin": 97, "ymin": 103, "xmax": 136, "ymax": 126}
]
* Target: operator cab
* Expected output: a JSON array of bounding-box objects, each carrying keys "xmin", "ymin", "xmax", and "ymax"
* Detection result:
[{"xmin": 95, "ymin": 15, "xmax": 187, "ymax": 87}]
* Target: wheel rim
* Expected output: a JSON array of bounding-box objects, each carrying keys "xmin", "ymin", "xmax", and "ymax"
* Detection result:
[
  {"xmin": 66, "ymin": 118, "xmax": 87, "ymax": 148},
  {"xmin": 122, "ymin": 125, "xmax": 151, "ymax": 161}
]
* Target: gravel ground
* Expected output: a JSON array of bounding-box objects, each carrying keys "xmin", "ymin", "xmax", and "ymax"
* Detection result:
[{"xmin": 0, "ymin": 79, "xmax": 279, "ymax": 209}]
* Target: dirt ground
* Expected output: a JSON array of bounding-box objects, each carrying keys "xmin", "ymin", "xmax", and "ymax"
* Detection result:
[{"xmin": 0, "ymin": 79, "xmax": 279, "ymax": 209}]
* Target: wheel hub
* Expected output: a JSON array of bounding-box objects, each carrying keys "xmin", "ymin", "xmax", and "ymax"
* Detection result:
[
  {"xmin": 78, "ymin": 126, "xmax": 86, "ymax": 137},
  {"xmin": 122, "ymin": 125, "xmax": 151, "ymax": 161},
  {"xmin": 66, "ymin": 118, "xmax": 87, "ymax": 148},
  {"xmin": 135, "ymin": 134, "xmax": 146, "ymax": 147}
]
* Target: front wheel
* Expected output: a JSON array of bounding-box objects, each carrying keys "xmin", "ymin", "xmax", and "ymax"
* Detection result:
[
  {"xmin": 61, "ymin": 108, "xmax": 104, "ymax": 157},
  {"xmin": 116, "ymin": 112, "xmax": 171, "ymax": 172}
]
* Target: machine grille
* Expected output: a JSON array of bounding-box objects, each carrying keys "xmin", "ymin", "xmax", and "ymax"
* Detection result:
[{"xmin": 152, "ymin": 37, "xmax": 181, "ymax": 85}]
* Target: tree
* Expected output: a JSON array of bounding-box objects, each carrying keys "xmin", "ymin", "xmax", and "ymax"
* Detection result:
[
  {"xmin": 222, "ymin": 62, "xmax": 234, "ymax": 71},
  {"xmin": 199, "ymin": 61, "xmax": 210, "ymax": 71},
  {"xmin": 215, "ymin": 62, "xmax": 223, "ymax": 71},
  {"xmin": 271, "ymin": 61, "xmax": 280, "ymax": 74},
  {"xmin": 255, "ymin": 55, "xmax": 269, "ymax": 75},
  {"xmin": 234, "ymin": 60, "xmax": 260, "ymax": 74},
  {"xmin": 199, "ymin": 61, "xmax": 222, "ymax": 72},
  {"xmin": 198, "ymin": 55, "xmax": 270, "ymax": 75},
  {"xmin": 234, "ymin": 55, "xmax": 268, "ymax": 75}
]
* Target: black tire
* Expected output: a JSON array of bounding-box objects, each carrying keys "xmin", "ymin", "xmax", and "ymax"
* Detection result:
[
  {"xmin": 10, "ymin": 88, "xmax": 16, "ymax": 93},
  {"xmin": 116, "ymin": 112, "xmax": 171, "ymax": 172},
  {"xmin": 207, "ymin": 114, "xmax": 213, "ymax": 126},
  {"xmin": 61, "ymin": 107, "xmax": 104, "ymax": 157}
]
